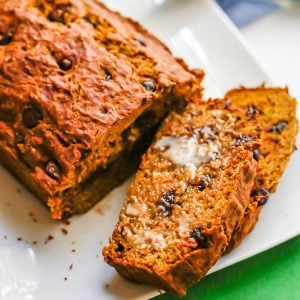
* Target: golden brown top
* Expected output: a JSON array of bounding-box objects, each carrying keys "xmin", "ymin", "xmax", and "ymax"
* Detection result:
[{"xmin": 0, "ymin": 0, "xmax": 203, "ymax": 195}]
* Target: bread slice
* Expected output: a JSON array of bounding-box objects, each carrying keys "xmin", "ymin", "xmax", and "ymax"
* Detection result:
[
  {"xmin": 225, "ymin": 87, "xmax": 298, "ymax": 251},
  {"xmin": 103, "ymin": 100, "xmax": 261, "ymax": 296}
]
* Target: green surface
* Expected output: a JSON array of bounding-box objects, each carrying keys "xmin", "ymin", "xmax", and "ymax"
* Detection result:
[{"xmin": 153, "ymin": 236, "xmax": 300, "ymax": 300}]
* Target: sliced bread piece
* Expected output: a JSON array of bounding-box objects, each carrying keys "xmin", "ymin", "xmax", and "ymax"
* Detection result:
[
  {"xmin": 225, "ymin": 87, "xmax": 298, "ymax": 251},
  {"xmin": 103, "ymin": 100, "xmax": 261, "ymax": 296}
]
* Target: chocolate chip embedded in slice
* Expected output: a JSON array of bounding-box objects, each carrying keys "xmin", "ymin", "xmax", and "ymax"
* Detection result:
[
  {"xmin": 104, "ymin": 69, "xmax": 112, "ymax": 81},
  {"xmin": 251, "ymin": 188, "xmax": 269, "ymax": 206},
  {"xmin": 22, "ymin": 108, "xmax": 42, "ymax": 129},
  {"xmin": 135, "ymin": 37, "xmax": 147, "ymax": 47},
  {"xmin": 190, "ymin": 228, "xmax": 210, "ymax": 249},
  {"xmin": 197, "ymin": 175, "xmax": 211, "ymax": 192},
  {"xmin": 116, "ymin": 243, "xmax": 124, "ymax": 253},
  {"xmin": 0, "ymin": 33, "xmax": 12, "ymax": 46},
  {"xmin": 233, "ymin": 133, "xmax": 254, "ymax": 146},
  {"xmin": 253, "ymin": 149, "xmax": 260, "ymax": 161},
  {"xmin": 246, "ymin": 104, "xmax": 259, "ymax": 118},
  {"xmin": 48, "ymin": 9, "xmax": 66, "ymax": 24},
  {"xmin": 255, "ymin": 176, "xmax": 264, "ymax": 186},
  {"xmin": 15, "ymin": 132, "xmax": 24, "ymax": 144},
  {"xmin": 142, "ymin": 81, "xmax": 156, "ymax": 92},
  {"xmin": 269, "ymin": 121, "xmax": 288, "ymax": 134},
  {"xmin": 158, "ymin": 190, "xmax": 176, "ymax": 216},
  {"xmin": 58, "ymin": 58, "xmax": 73, "ymax": 71},
  {"xmin": 45, "ymin": 160, "xmax": 61, "ymax": 180}
]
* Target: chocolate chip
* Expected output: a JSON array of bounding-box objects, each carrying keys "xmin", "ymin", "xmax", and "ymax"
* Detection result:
[
  {"xmin": 45, "ymin": 160, "xmax": 61, "ymax": 180},
  {"xmin": 269, "ymin": 121, "xmax": 288, "ymax": 134},
  {"xmin": 48, "ymin": 9, "xmax": 65, "ymax": 24},
  {"xmin": 142, "ymin": 81, "xmax": 156, "ymax": 92},
  {"xmin": 15, "ymin": 132, "xmax": 24, "ymax": 144},
  {"xmin": 116, "ymin": 243, "xmax": 124, "ymax": 252},
  {"xmin": 158, "ymin": 190, "xmax": 176, "ymax": 216},
  {"xmin": 253, "ymin": 149, "xmax": 260, "ymax": 161},
  {"xmin": 255, "ymin": 176, "xmax": 264, "ymax": 186},
  {"xmin": 62, "ymin": 211, "xmax": 72, "ymax": 220},
  {"xmin": 135, "ymin": 37, "xmax": 147, "ymax": 46},
  {"xmin": 233, "ymin": 133, "xmax": 254, "ymax": 146},
  {"xmin": 141, "ymin": 97, "xmax": 149, "ymax": 106},
  {"xmin": 22, "ymin": 108, "xmax": 42, "ymax": 129},
  {"xmin": 58, "ymin": 58, "xmax": 72, "ymax": 71},
  {"xmin": 104, "ymin": 69, "xmax": 112, "ymax": 81},
  {"xmin": 251, "ymin": 188, "xmax": 269, "ymax": 206},
  {"xmin": 121, "ymin": 127, "xmax": 132, "ymax": 142},
  {"xmin": 190, "ymin": 228, "xmax": 209, "ymax": 248},
  {"xmin": 0, "ymin": 33, "xmax": 12, "ymax": 46},
  {"xmin": 108, "ymin": 140, "xmax": 116, "ymax": 147},
  {"xmin": 197, "ymin": 175, "xmax": 211, "ymax": 191},
  {"xmin": 247, "ymin": 104, "xmax": 258, "ymax": 118}
]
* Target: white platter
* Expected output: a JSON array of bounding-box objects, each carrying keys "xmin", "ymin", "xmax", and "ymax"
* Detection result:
[{"xmin": 0, "ymin": 1, "xmax": 299, "ymax": 299}]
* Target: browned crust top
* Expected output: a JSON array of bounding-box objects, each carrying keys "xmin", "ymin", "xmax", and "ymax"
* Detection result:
[{"xmin": 0, "ymin": 0, "xmax": 203, "ymax": 195}]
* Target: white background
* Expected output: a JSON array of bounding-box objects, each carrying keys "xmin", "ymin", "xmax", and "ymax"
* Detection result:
[{"xmin": 241, "ymin": 3, "xmax": 300, "ymax": 114}]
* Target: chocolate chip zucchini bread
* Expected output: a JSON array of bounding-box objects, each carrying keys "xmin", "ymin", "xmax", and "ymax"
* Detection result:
[
  {"xmin": 225, "ymin": 87, "xmax": 298, "ymax": 251},
  {"xmin": 103, "ymin": 100, "xmax": 261, "ymax": 296},
  {"xmin": 0, "ymin": 0, "xmax": 204, "ymax": 219}
]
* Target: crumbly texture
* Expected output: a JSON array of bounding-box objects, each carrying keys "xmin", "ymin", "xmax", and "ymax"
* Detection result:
[
  {"xmin": 103, "ymin": 100, "xmax": 261, "ymax": 296},
  {"xmin": 225, "ymin": 87, "xmax": 298, "ymax": 251},
  {"xmin": 0, "ymin": 0, "xmax": 203, "ymax": 219}
]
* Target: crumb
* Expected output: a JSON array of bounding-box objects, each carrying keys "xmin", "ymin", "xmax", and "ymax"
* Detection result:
[
  {"xmin": 63, "ymin": 219, "xmax": 71, "ymax": 226},
  {"xmin": 96, "ymin": 207, "xmax": 104, "ymax": 215},
  {"xmin": 69, "ymin": 264, "xmax": 73, "ymax": 270},
  {"xmin": 99, "ymin": 241, "xmax": 102, "ymax": 245},
  {"xmin": 29, "ymin": 212, "xmax": 38, "ymax": 223},
  {"xmin": 96, "ymin": 254, "xmax": 99, "ymax": 258},
  {"xmin": 64, "ymin": 277, "xmax": 68, "ymax": 281},
  {"xmin": 4, "ymin": 235, "xmax": 7, "ymax": 239},
  {"xmin": 17, "ymin": 237, "xmax": 22, "ymax": 241},
  {"xmin": 96, "ymin": 202, "xmax": 109, "ymax": 215},
  {"xmin": 44, "ymin": 235, "xmax": 54, "ymax": 244},
  {"xmin": 32, "ymin": 241, "xmax": 37, "ymax": 245},
  {"xmin": 71, "ymin": 249, "xmax": 76, "ymax": 253},
  {"xmin": 61, "ymin": 228, "xmax": 68, "ymax": 235},
  {"xmin": 105, "ymin": 284, "xmax": 109, "ymax": 288},
  {"xmin": 72, "ymin": 241, "xmax": 76, "ymax": 245}
]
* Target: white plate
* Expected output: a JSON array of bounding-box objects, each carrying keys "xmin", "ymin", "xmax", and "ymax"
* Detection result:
[{"xmin": 0, "ymin": 1, "xmax": 299, "ymax": 299}]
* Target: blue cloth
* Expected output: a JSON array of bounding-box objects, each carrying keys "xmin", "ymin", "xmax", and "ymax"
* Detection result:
[{"xmin": 216, "ymin": 0, "xmax": 280, "ymax": 27}]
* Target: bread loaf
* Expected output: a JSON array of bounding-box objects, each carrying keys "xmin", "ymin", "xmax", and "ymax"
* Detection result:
[{"xmin": 0, "ymin": 0, "xmax": 203, "ymax": 219}]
